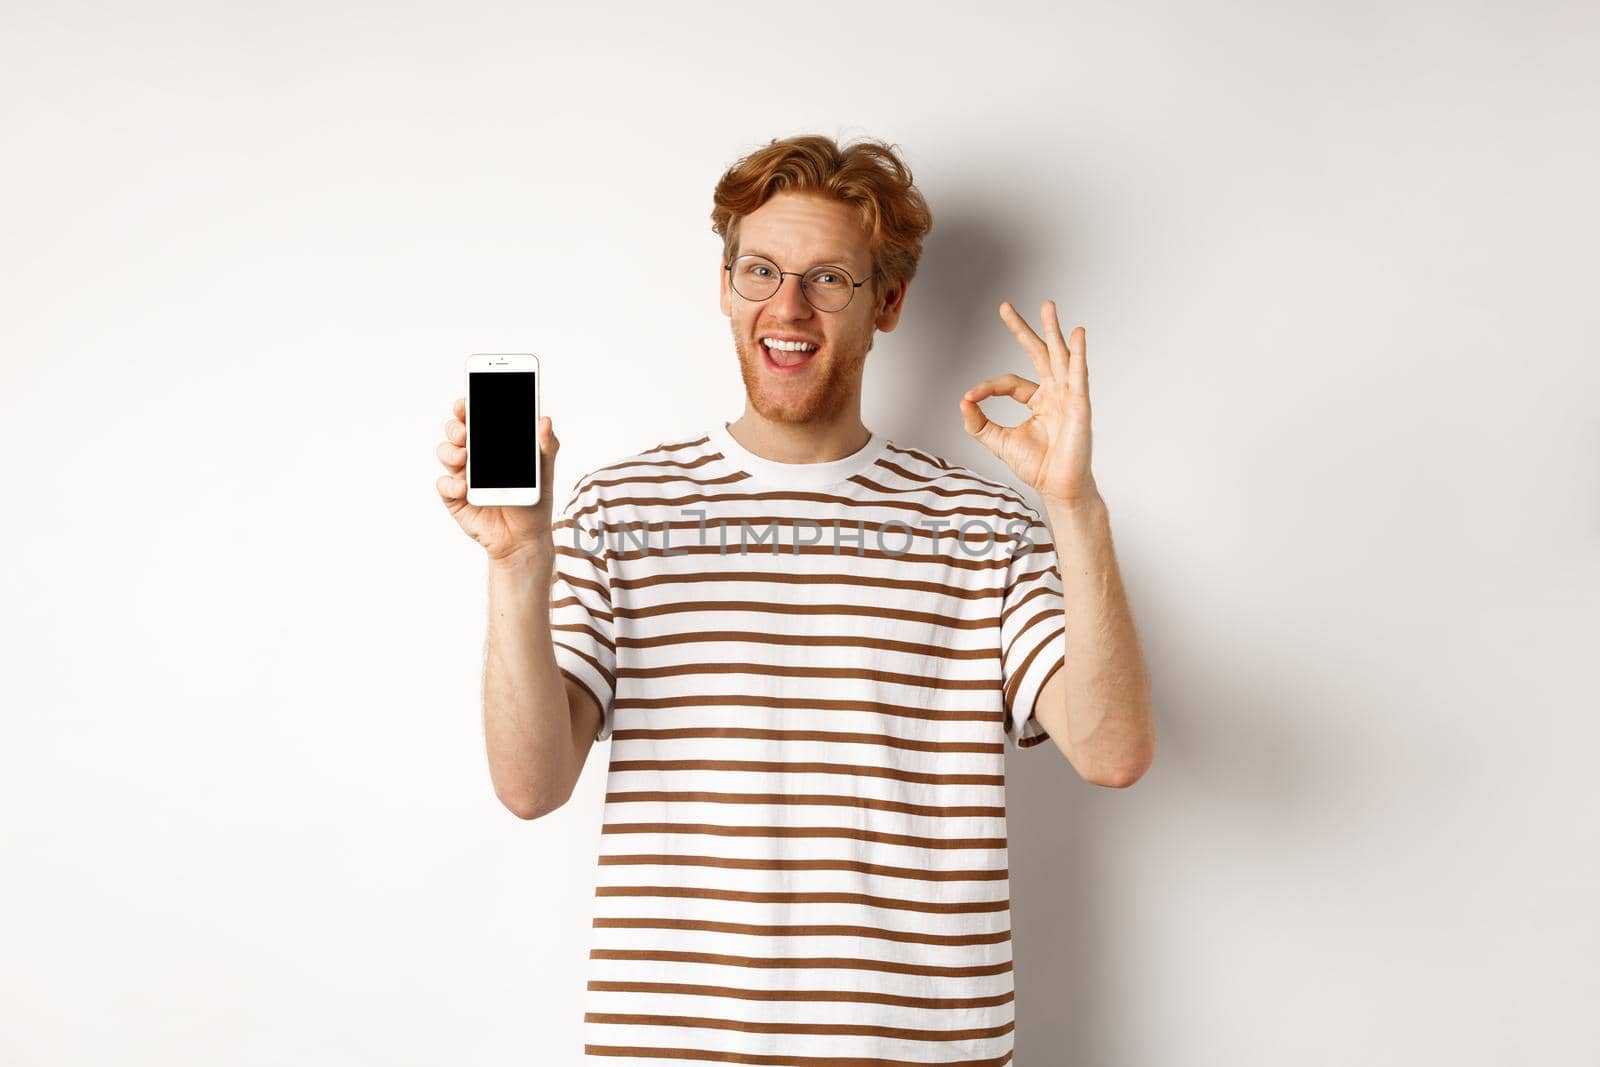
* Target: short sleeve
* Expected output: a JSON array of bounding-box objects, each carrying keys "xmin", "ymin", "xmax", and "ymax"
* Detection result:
[
  {"xmin": 1000, "ymin": 503, "xmax": 1067, "ymax": 750},
  {"xmin": 548, "ymin": 474, "xmax": 618, "ymax": 742}
]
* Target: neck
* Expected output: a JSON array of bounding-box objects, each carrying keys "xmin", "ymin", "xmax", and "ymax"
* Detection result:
[{"xmin": 727, "ymin": 407, "xmax": 872, "ymax": 464}]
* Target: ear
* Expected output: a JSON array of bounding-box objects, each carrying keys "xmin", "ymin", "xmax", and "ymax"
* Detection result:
[
  {"xmin": 719, "ymin": 257, "xmax": 732, "ymax": 317},
  {"xmin": 873, "ymin": 278, "xmax": 909, "ymax": 333}
]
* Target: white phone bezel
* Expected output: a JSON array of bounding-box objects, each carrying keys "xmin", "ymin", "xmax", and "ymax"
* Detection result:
[{"xmin": 464, "ymin": 352, "xmax": 541, "ymax": 507}]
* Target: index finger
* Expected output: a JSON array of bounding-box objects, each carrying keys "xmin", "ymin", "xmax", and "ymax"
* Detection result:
[
  {"xmin": 454, "ymin": 395, "xmax": 464, "ymax": 419},
  {"xmin": 998, "ymin": 301, "xmax": 1053, "ymax": 383}
]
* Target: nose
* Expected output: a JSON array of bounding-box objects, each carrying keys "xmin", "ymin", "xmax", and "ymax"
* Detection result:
[{"xmin": 770, "ymin": 272, "xmax": 815, "ymax": 319}]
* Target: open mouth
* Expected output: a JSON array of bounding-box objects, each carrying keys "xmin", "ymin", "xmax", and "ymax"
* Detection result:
[{"xmin": 760, "ymin": 337, "xmax": 820, "ymax": 374}]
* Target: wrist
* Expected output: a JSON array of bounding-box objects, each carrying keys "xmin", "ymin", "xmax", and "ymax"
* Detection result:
[
  {"xmin": 487, "ymin": 539, "xmax": 557, "ymax": 576},
  {"xmin": 1042, "ymin": 486, "xmax": 1107, "ymax": 517},
  {"xmin": 1042, "ymin": 489, "xmax": 1109, "ymax": 534}
]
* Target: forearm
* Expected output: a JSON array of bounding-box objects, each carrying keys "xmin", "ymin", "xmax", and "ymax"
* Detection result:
[
  {"xmin": 1043, "ymin": 493, "xmax": 1155, "ymax": 780},
  {"xmin": 482, "ymin": 546, "xmax": 578, "ymax": 816}
]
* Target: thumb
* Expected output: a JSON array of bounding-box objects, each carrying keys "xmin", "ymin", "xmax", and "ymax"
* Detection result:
[{"xmin": 539, "ymin": 416, "xmax": 559, "ymax": 500}]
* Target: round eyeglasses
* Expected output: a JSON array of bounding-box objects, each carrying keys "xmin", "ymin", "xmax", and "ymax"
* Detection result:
[{"xmin": 724, "ymin": 254, "xmax": 876, "ymax": 313}]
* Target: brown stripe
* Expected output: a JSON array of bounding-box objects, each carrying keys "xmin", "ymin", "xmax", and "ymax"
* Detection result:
[
  {"xmin": 551, "ymin": 639, "xmax": 616, "ymax": 690},
  {"xmin": 592, "ymin": 916, "xmax": 1011, "ymax": 948},
  {"xmin": 591, "ymin": 469, "xmax": 751, "ymax": 490},
  {"xmin": 625, "ymin": 450, "xmax": 721, "ymax": 469},
  {"xmin": 614, "ymin": 567, "xmax": 1003, "ymax": 600},
  {"xmin": 549, "ymin": 594, "xmax": 614, "ymax": 623},
  {"xmin": 583, "ymin": 1038, "xmax": 1013, "ymax": 1065},
  {"xmin": 608, "ymin": 726, "xmax": 1003, "ymax": 756},
  {"xmin": 605, "ymin": 535, "xmax": 1013, "ymax": 573},
  {"xmin": 615, "ymin": 661, "xmax": 998, "ymax": 692},
  {"xmin": 589, "ymin": 947, "xmax": 1012, "ymax": 977},
  {"xmin": 603, "ymin": 787, "xmax": 1005, "ymax": 817},
  {"xmin": 614, "ymin": 599, "xmax": 998, "ymax": 631},
  {"xmin": 873, "ymin": 454, "xmax": 1031, "ymax": 510},
  {"xmin": 1008, "ymin": 559, "xmax": 1062, "ymax": 586},
  {"xmin": 601, "ymin": 823, "xmax": 1005, "ymax": 851},
  {"xmin": 615, "ymin": 630, "xmax": 999, "ymax": 661},
  {"xmin": 583, "ymin": 1010, "xmax": 1013, "ymax": 1042},
  {"xmin": 607, "ymin": 759, "xmax": 1004, "ymax": 788},
  {"xmin": 1001, "ymin": 607, "xmax": 1057, "ymax": 663},
  {"xmin": 641, "ymin": 435, "xmax": 715, "ymax": 456},
  {"xmin": 551, "ymin": 546, "xmax": 614, "ymax": 600},
  {"xmin": 585, "ymin": 980, "xmax": 1014, "ymax": 1011},
  {"xmin": 597, "ymin": 853, "xmax": 1007, "ymax": 883},
  {"xmin": 1007, "ymin": 555, "xmax": 1062, "ymax": 584},
  {"xmin": 593, "ymin": 885, "xmax": 1009, "ymax": 914},
  {"xmin": 589, "ymin": 451, "xmax": 723, "ymax": 478},
  {"xmin": 849, "ymin": 474, "xmax": 1033, "ymax": 522},
  {"xmin": 595, "ymin": 470, "xmax": 748, "ymax": 492},
  {"xmin": 883, "ymin": 441, "xmax": 954, "ymax": 473},
  {"xmin": 998, "ymin": 582, "xmax": 1054, "ymax": 628},
  {"xmin": 550, "ymin": 619, "xmax": 616, "ymax": 653},
  {"xmin": 612, "ymin": 694, "xmax": 1004, "ymax": 726}
]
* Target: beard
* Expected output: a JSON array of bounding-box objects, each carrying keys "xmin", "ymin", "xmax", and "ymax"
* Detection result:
[{"xmin": 730, "ymin": 323, "xmax": 873, "ymax": 425}]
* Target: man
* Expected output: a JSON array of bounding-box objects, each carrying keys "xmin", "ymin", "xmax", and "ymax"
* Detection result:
[{"xmin": 436, "ymin": 134, "xmax": 1154, "ymax": 1063}]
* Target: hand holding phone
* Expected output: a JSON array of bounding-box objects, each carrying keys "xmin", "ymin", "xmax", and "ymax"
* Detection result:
[{"xmin": 436, "ymin": 353, "xmax": 556, "ymax": 565}]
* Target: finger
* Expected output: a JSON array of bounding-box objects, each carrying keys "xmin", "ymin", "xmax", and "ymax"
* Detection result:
[
  {"xmin": 1067, "ymin": 324, "xmax": 1089, "ymax": 394},
  {"xmin": 436, "ymin": 472, "xmax": 466, "ymax": 503},
  {"xmin": 445, "ymin": 415, "xmax": 464, "ymax": 446},
  {"xmin": 538, "ymin": 416, "xmax": 559, "ymax": 507},
  {"xmin": 998, "ymin": 301, "xmax": 1053, "ymax": 383},
  {"xmin": 539, "ymin": 417, "xmax": 559, "ymax": 463},
  {"xmin": 963, "ymin": 373, "xmax": 1039, "ymax": 407},
  {"xmin": 1042, "ymin": 301, "xmax": 1070, "ymax": 381},
  {"xmin": 453, "ymin": 395, "xmax": 464, "ymax": 420},
  {"xmin": 438, "ymin": 439, "xmax": 465, "ymax": 471}
]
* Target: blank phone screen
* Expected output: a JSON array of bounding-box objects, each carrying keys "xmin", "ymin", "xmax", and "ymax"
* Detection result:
[{"xmin": 468, "ymin": 371, "xmax": 538, "ymax": 489}]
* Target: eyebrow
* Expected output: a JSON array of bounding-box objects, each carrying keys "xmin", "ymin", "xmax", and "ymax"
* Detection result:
[{"xmin": 740, "ymin": 248, "xmax": 860, "ymax": 272}]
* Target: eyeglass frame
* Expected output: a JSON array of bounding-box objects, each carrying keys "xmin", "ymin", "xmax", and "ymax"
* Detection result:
[{"xmin": 723, "ymin": 253, "xmax": 878, "ymax": 313}]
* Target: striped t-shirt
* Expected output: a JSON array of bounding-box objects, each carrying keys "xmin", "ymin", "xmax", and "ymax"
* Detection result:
[{"xmin": 549, "ymin": 420, "xmax": 1067, "ymax": 1065}]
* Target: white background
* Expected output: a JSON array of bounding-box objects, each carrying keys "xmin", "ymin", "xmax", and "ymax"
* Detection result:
[{"xmin": 3, "ymin": 2, "xmax": 1597, "ymax": 1063}]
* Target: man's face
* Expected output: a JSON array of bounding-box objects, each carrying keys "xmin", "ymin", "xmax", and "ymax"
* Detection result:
[{"xmin": 719, "ymin": 191, "xmax": 906, "ymax": 425}]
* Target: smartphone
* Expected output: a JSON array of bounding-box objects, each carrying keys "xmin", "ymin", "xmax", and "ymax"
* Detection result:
[{"xmin": 465, "ymin": 353, "xmax": 541, "ymax": 507}]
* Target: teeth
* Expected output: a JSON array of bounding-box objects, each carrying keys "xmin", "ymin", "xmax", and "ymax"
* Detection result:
[{"xmin": 763, "ymin": 338, "xmax": 818, "ymax": 352}]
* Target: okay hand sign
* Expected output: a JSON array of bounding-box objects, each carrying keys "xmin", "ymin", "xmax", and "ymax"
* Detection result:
[{"xmin": 960, "ymin": 300, "xmax": 1099, "ymax": 509}]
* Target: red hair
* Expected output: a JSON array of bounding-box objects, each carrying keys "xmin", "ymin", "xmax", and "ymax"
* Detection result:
[{"xmin": 710, "ymin": 133, "xmax": 933, "ymax": 304}]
